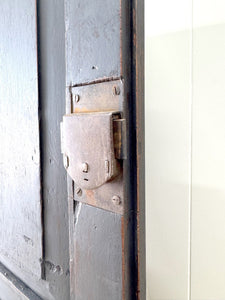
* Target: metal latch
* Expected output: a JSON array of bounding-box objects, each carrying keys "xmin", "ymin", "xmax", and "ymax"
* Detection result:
[{"xmin": 61, "ymin": 111, "xmax": 126, "ymax": 190}]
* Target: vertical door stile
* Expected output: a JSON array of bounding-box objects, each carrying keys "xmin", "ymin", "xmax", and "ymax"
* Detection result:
[{"xmin": 64, "ymin": 0, "xmax": 144, "ymax": 299}]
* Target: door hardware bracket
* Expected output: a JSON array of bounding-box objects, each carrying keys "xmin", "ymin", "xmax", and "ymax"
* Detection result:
[
  {"xmin": 61, "ymin": 111, "xmax": 125, "ymax": 190},
  {"xmin": 61, "ymin": 80, "xmax": 126, "ymax": 214}
]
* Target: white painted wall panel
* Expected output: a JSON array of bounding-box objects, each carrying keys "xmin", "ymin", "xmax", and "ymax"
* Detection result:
[
  {"xmin": 191, "ymin": 1, "xmax": 225, "ymax": 298},
  {"xmin": 145, "ymin": 0, "xmax": 192, "ymax": 298},
  {"xmin": 146, "ymin": 0, "xmax": 225, "ymax": 299}
]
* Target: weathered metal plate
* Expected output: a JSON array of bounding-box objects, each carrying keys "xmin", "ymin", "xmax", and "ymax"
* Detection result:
[
  {"xmin": 63, "ymin": 80, "xmax": 125, "ymax": 214},
  {"xmin": 69, "ymin": 79, "xmax": 124, "ymax": 113},
  {"xmin": 70, "ymin": 203, "xmax": 123, "ymax": 300},
  {"xmin": 62, "ymin": 112, "xmax": 121, "ymax": 190},
  {"xmin": 65, "ymin": 0, "xmax": 121, "ymax": 85},
  {"xmin": 0, "ymin": 0, "xmax": 43, "ymax": 282},
  {"xmin": 74, "ymin": 172, "xmax": 124, "ymax": 215}
]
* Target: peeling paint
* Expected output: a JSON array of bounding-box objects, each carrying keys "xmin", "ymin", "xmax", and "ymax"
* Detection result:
[
  {"xmin": 44, "ymin": 261, "xmax": 63, "ymax": 276},
  {"xmin": 23, "ymin": 235, "xmax": 34, "ymax": 246}
]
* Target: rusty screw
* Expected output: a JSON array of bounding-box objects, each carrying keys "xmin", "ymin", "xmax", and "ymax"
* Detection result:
[
  {"xmin": 112, "ymin": 195, "xmax": 121, "ymax": 205},
  {"xmin": 113, "ymin": 86, "xmax": 120, "ymax": 96},
  {"xmin": 76, "ymin": 187, "xmax": 82, "ymax": 196},
  {"xmin": 73, "ymin": 94, "xmax": 80, "ymax": 103}
]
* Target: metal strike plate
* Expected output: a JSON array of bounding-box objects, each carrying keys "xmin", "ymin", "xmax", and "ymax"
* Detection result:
[{"xmin": 61, "ymin": 111, "xmax": 123, "ymax": 190}]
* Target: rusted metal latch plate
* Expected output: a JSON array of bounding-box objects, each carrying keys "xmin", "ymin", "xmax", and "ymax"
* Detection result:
[
  {"xmin": 61, "ymin": 111, "xmax": 125, "ymax": 190},
  {"xmin": 61, "ymin": 79, "xmax": 126, "ymax": 214}
]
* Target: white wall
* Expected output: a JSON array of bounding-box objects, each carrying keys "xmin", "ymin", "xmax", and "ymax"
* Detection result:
[{"xmin": 145, "ymin": 0, "xmax": 225, "ymax": 299}]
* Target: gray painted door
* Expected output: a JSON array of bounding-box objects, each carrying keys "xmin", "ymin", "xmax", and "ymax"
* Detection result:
[
  {"xmin": 0, "ymin": 0, "xmax": 43, "ymax": 285},
  {"xmin": 0, "ymin": 1, "xmax": 69, "ymax": 299},
  {"xmin": 0, "ymin": 0, "xmax": 144, "ymax": 299}
]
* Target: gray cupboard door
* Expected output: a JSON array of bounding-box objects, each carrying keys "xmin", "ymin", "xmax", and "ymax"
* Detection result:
[
  {"xmin": 0, "ymin": 0, "xmax": 43, "ymax": 284},
  {"xmin": 0, "ymin": 0, "xmax": 144, "ymax": 299},
  {"xmin": 0, "ymin": 1, "xmax": 69, "ymax": 299}
]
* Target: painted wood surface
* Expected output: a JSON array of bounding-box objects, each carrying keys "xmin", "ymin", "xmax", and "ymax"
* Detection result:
[
  {"xmin": 0, "ymin": 263, "xmax": 41, "ymax": 300},
  {"xmin": 132, "ymin": 0, "xmax": 145, "ymax": 298},
  {"xmin": 72, "ymin": 204, "xmax": 122, "ymax": 300},
  {"xmin": 65, "ymin": 0, "xmax": 144, "ymax": 299},
  {"xmin": 65, "ymin": 0, "xmax": 120, "ymax": 85},
  {"xmin": 38, "ymin": 0, "xmax": 70, "ymax": 299},
  {"xmin": 0, "ymin": 0, "xmax": 43, "ymax": 284},
  {"xmin": 0, "ymin": 1, "xmax": 70, "ymax": 299},
  {"xmin": 65, "ymin": 1, "xmax": 124, "ymax": 299}
]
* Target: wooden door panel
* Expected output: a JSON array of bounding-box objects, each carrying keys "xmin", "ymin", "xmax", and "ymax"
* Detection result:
[
  {"xmin": 0, "ymin": 0, "xmax": 144, "ymax": 298},
  {"xmin": 0, "ymin": 0, "xmax": 43, "ymax": 281}
]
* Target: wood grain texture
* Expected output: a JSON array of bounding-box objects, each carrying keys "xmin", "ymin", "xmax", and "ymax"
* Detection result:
[{"xmin": 0, "ymin": 0, "xmax": 43, "ymax": 282}]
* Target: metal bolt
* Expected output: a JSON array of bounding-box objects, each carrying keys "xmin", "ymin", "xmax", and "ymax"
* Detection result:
[
  {"xmin": 76, "ymin": 187, "xmax": 82, "ymax": 196},
  {"xmin": 112, "ymin": 195, "xmax": 121, "ymax": 205},
  {"xmin": 82, "ymin": 162, "xmax": 89, "ymax": 173},
  {"xmin": 113, "ymin": 86, "xmax": 120, "ymax": 96},
  {"xmin": 73, "ymin": 94, "xmax": 80, "ymax": 103},
  {"xmin": 63, "ymin": 154, "xmax": 69, "ymax": 169}
]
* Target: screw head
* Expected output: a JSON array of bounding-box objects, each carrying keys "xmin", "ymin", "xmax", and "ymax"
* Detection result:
[
  {"xmin": 76, "ymin": 187, "xmax": 82, "ymax": 196},
  {"xmin": 73, "ymin": 94, "xmax": 80, "ymax": 103},
  {"xmin": 63, "ymin": 154, "xmax": 69, "ymax": 169},
  {"xmin": 113, "ymin": 86, "xmax": 120, "ymax": 96},
  {"xmin": 112, "ymin": 195, "xmax": 121, "ymax": 205},
  {"xmin": 82, "ymin": 162, "xmax": 89, "ymax": 173}
]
